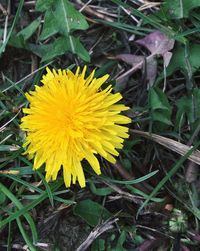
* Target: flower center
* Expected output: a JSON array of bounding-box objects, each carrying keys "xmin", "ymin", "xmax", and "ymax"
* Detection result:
[{"xmin": 55, "ymin": 108, "xmax": 83, "ymax": 138}]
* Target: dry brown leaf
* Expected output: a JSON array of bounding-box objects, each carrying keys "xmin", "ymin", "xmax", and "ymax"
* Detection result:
[
  {"xmin": 116, "ymin": 54, "xmax": 144, "ymax": 68},
  {"xmin": 131, "ymin": 129, "xmax": 200, "ymax": 165},
  {"xmin": 116, "ymin": 54, "xmax": 157, "ymax": 87},
  {"xmin": 136, "ymin": 31, "xmax": 175, "ymax": 67}
]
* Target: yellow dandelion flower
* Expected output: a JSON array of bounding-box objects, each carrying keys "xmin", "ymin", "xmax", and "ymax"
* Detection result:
[{"xmin": 20, "ymin": 66, "xmax": 131, "ymax": 187}]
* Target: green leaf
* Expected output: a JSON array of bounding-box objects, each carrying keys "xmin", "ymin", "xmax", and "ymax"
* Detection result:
[
  {"xmin": 156, "ymin": 44, "xmax": 200, "ymax": 84},
  {"xmin": 164, "ymin": 0, "xmax": 200, "ymax": 19},
  {"xmin": 39, "ymin": 10, "xmax": 58, "ymax": 40},
  {"xmin": 40, "ymin": 0, "xmax": 88, "ymax": 40},
  {"xmin": 35, "ymin": 0, "xmax": 90, "ymax": 61},
  {"xmin": 8, "ymin": 34, "xmax": 26, "ymax": 48},
  {"xmin": 175, "ymin": 88, "xmax": 200, "ymax": 131},
  {"xmin": 16, "ymin": 218, "xmax": 36, "ymax": 251},
  {"xmin": 100, "ymin": 170, "xmax": 158, "ymax": 185},
  {"xmin": 149, "ymin": 88, "xmax": 170, "ymax": 111},
  {"xmin": 29, "ymin": 37, "xmax": 70, "ymax": 61},
  {"xmin": 52, "ymin": 0, "xmax": 88, "ymax": 55},
  {"xmin": 0, "ymin": 182, "xmax": 38, "ymax": 244},
  {"xmin": 149, "ymin": 87, "xmax": 172, "ymax": 125},
  {"xmin": 115, "ymin": 231, "xmax": 126, "ymax": 251},
  {"xmin": 18, "ymin": 17, "xmax": 41, "ymax": 40},
  {"xmin": 167, "ymin": 44, "xmax": 200, "ymax": 76},
  {"xmin": 74, "ymin": 199, "xmax": 111, "ymax": 227},
  {"xmin": 152, "ymin": 111, "xmax": 172, "ymax": 125},
  {"xmin": 89, "ymin": 181, "xmax": 113, "ymax": 196},
  {"xmin": 54, "ymin": 0, "xmax": 89, "ymax": 33},
  {"xmin": 0, "ymin": 192, "xmax": 6, "ymax": 204},
  {"xmin": 91, "ymin": 239, "xmax": 105, "ymax": 251},
  {"xmin": 126, "ymin": 185, "xmax": 164, "ymax": 203},
  {"xmin": 0, "ymin": 182, "xmax": 63, "ymax": 228},
  {"xmin": 8, "ymin": 18, "xmax": 41, "ymax": 49},
  {"xmin": 176, "ymin": 96, "xmax": 192, "ymax": 131},
  {"xmin": 30, "ymin": 36, "xmax": 90, "ymax": 62},
  {"xmin": 37, "ymin": 171, "xmax": 54, "ymax": 207},
  {"xmin": 35, "ymin": 0, "xmax": 54, "ymax": 11},
  {"xmin": 72, "ymin": 37, "xmax": 90, "ymax": 62}
]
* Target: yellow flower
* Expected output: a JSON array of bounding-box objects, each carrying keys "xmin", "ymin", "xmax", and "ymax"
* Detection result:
[{"xmin": 20, "ymin": 67, "xmax": 131, "ymax": 187}]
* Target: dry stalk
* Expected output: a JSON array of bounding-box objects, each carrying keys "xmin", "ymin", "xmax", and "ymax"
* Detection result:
[
  {"xmin": 131, "ymin": 129, "xmax": 200, "ymax": 165},
  {"xmin": 76, "ymin": 218, "xmax": 118, "ymax": 251}
]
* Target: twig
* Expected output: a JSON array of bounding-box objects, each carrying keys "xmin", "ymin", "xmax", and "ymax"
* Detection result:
[
  {"xmin": 116, "ymin": 54, "xmax": 155, "ymax": 83},
  {"xmin": 75, "ymin": 0, "xmax": 114, "ymax": 22},
  {"xmin": 114, "ymin": 161, "xmax": 152, "ymax": 193},
  {"xmin": 79, "ymin": 0, "xmax": 93, "ymax": 12},
  {"xmin": 120, "ymin": 6, "xmax": 140, "ymax": 24},
  {"xmin": 2, "ymin": 61, "xmax": 53, "ymax": 93},
  {"xmin": 130, "ymin": 129, "xmax": 200, "ymax": 165},
  {"xmin": 76, "ymin": 218, "xmax": 118, "ymax": 251},
  {"xmin": 114, "ymin": 161, "xmax": 134, "ymax": 180},
  {"xmin": 0, "ymin": 4, "xmax": 7, "ymax": 15},
  {"xmin": 103, "ymin": 180, "xmax": 143, "ymax": 204},
  {"xmin": 138, "ymin": 1, "xmax": 161, "ymax": 11},
  {"xmin": 0, "ymin": 110, "xmax": 21, "ymax": 132},
  {"xmin": 3, "ymin": 8, "xmax": 9, "ymax": 43},
  {"xmin": 24, "ymin": 1, "xmax": 36, "ymax": 6}
]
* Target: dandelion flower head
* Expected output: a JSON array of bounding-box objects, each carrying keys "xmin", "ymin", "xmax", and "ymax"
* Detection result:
[{"xmin": 21, "ymin": 66, "xmax": 131, "ymax": 187}]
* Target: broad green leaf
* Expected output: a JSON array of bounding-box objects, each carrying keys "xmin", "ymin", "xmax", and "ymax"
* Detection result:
[
  {"xmin": 35, "ymin": 0, "xmax": 54, "ymax": 11},
  {"xmin": 8, "ymin": 18, "xmax": 41, "ymax": 49},
  {"xmin": 8, "ymin": 34, "xmax": 26, "ymax": 48},
  {"xmin": 72, "ymin": 37, "xmax": 90, "ymax": 62},
  {"xmin": 18, "ymin": 17, "xmax": 41, "ymax": 40},
  {"xmin": 0, "ymin": 193, "xmax": 6, "ymax": 204},
  {"xmin": 91, "ymin": 239, "xmax": 105, "ymax": 251},
  {"xmin": 149, "ymin": 88, "xmax": 170, "ymax": 111},
  {"xmin": 152, "ymin": 111, "xmax": 172, "ymax": 125},
  {"xmin": 149, "ymin": 87, "xmax": 172, "ymax": 125},
  {"xmin": 29, "ymin": 37, "xmax": 70, "ymax": 61},
  {"xmin": 175, "ymin": 88, "xmax": 200, "ymax": 131},
  {"xmin": 52, "ymin": 0, "xmax": 88, "ymax": 54},
  {"xmin": 164, "ymin": 0, "xmax": 200, "ymax": 19},
  {"xmin": 39, "ymin": 10, "xmax": 58, "ymax": 40},
  {"xmin": 35, "ymin": 0, "xmax": 90, "ymax": 61},
  {"xmin": 156, "ymin": 44, "xmax": 200, "ymax": 84},
  {"xmin": 89, "ymin": 181, "xmax": 113, "ymax": 196},
  {"xmin": 167, "ymin": 44, "xmax": 200, "ymax": 76},
  {"xmin": 176, "ymin": 96, "xmax": 192, "ymax": 131},
  {"xmin": 114, "ymin": 231, "xmax": 126, "ymax": 251},
  {"xmin": 74, "ymin": 199, "xmax": 111, "ymax": 227},
  {"xmin": 30, "ymin": 36, "xmax": 90, "ymax": 62},
  {"xmin": 40, "ymin": 0, "xmax": 88, "ymax": 40},
  {"xmin": 54, "ymin": 0, "xmax": 89, "ymax": 34}
]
